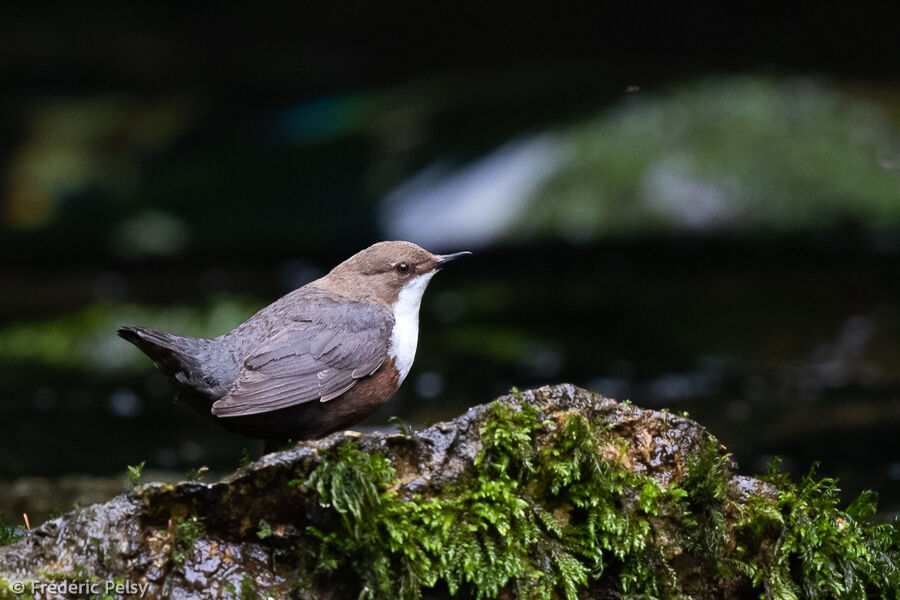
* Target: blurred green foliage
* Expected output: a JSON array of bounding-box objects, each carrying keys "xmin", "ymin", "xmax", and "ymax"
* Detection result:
[
  {"xmin": 0, "ymin": 296, "xmax": 260, "ymax": 373},
  {"xmin": 527, "ymin": 77, "xmax": 900, "ymax": 239}
]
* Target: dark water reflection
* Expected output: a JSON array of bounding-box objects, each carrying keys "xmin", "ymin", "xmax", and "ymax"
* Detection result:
[{"xmin": 2, "ymin": 240, "xmax": 900, "ymax": 521}]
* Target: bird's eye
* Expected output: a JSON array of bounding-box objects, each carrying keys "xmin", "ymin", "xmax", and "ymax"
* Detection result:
[{"xmin": 395, "ymin": 262, "xmax": 409, "ymax": 274}]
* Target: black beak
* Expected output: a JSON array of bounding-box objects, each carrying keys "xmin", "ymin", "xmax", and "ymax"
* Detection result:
[{"xmin": 435, "ymin": 251, "xmax": 472, "ymax": 269}]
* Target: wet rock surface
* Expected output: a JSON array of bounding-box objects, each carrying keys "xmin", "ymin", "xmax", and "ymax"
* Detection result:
[{"xmin": 1, "ymin": 385, "xmax": 775, "ymax": 599}]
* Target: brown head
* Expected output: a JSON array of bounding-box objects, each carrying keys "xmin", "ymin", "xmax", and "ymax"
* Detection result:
[{"xmin": 314, "ymin": 241, "xmax": 470, "ymax": 305}]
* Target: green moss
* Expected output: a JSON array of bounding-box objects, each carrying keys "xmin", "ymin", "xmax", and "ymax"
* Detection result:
[
  {"xmin": 674, "ymin": 444, "xmax": 900, "ymax": 598},
  {"xmin": 295, "ymin": 401, "xmax": 689, "ymax": 599},
  {"xmin": 678, "ymin": 435, "xmax": 735, "ymax": 575},
  {"xmin": 37, "ymin": 564, "xmax": 97, "ymax": 584},
  {"xmin": 185, "ymin": 465, "xmax": 208, "ymax": 481},
  {"xmin": 0, "ymin": 512, "xmax": 25, "ymax": 546},
  {"xmin": 734, "ymin": 461, "xmax": 900, "ymax": 599},
  {"xmin": 239, "ymin": 448, "xmax": 252, "ymax": 469},
  {"xmin": 126, "ymin": 461, "xmax": 145, "ymax": 487},
  {"xmin": 388, "ymin": 415, "xmax": 412, "ymax": 436},
  {"xmin": 166, "ymin": 515, "xmax": 204, "ymax": 570},
  {"xmin": 298, "ymin": 440, "xmax": 433, "ymax": 599},
  {"xmin": 37, "ymin": 570, "xmax": 71, "ymax": 581},
  {"xmin": 0, "ymin": 576, "xmax": 35, "ymax": 600},
  {"xmin": 256, "ymin": 519, "xmax": 272, "ymax": 540},
  {"xmin": 239, "ymin": 574, "xmax": 259, "ymax": 600},
  {"xmin": 284, "ymin": 398, "xmax": 900, "ymax": 599}
]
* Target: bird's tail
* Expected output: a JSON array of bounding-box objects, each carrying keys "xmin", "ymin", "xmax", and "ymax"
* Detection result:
[{"xmin": 117, "ymin": 325, "xmax": 206, "ymax": 383}]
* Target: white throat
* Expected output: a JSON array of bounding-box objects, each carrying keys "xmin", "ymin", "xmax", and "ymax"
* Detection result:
[{"xmin": 388, "ymin": 271, "xmax": 436, "ymax": 384}]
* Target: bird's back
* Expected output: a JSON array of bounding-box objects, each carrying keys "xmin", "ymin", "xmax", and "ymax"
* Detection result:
[{"xmin": 120, "ymin": 284, "xmax": 374, "ymax": 402}]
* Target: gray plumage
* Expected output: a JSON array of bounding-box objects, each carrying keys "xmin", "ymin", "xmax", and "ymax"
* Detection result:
[
  {"xmin": 119, "ymin": 287, "xmax": 392, "ymax": 413},
  {"xmin": 211, "ymin": 292, "xmax": 392, "ymax": 416}
]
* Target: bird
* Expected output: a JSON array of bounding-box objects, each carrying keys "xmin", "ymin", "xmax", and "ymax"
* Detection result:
[{"xmin": 118, "ymin": 241, "xmax": 470, "ymax": 449}]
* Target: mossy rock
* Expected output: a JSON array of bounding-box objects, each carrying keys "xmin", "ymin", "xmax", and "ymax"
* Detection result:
[{"xmin": 1, "ymin": 384, "xmax": 897, "ymax": 599}]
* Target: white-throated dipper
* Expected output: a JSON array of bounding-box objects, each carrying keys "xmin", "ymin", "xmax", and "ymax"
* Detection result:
[{"xmin": 118, "ymin": 241, "xmax": 469, "ymax": 448}]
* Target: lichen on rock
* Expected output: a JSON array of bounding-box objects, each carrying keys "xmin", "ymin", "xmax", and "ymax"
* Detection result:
[{"xmin": 1, "ymin": 384, "xmax": 898, "ymax": 599}]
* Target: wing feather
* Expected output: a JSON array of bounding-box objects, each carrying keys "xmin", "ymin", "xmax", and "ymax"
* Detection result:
[
  {"xmin": 320, "ymin": 381, "xmax": 358, "ymax": 403},
  {"xmin": 211, "ymin": 301, "xmax": 392, "ymax": 417}
]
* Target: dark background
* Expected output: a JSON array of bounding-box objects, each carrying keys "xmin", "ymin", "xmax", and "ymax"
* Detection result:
[{"xmin": 2, "ymin": 4, "xmax": 900, "ymax": 523}]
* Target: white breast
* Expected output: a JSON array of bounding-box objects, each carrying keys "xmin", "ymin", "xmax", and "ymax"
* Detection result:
[{"xmin": 389, "ymin": 271, "xmax": 436, "ymax": 384}]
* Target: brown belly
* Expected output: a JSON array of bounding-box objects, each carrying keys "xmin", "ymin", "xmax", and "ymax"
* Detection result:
[{"xmin": 215, "ymin": 359, "xmax": 401, "ymax": 441}]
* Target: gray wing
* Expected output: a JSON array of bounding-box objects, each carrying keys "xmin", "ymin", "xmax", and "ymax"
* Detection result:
[{"xmin": 211, "ymin": 303, "xmax": 393, "ymax": 417}]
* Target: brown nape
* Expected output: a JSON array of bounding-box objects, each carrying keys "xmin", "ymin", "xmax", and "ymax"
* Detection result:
[{"xmin": 314, "ymin": 241, "xmax": 441, "ymax": 306}]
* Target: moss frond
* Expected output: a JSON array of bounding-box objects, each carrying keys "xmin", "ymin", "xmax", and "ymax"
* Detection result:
[
  {"xmin": 165, "ymin": 515, "xmax": 204, "ymax": 571},
  {"xmin": 0, "ymin": 512, "xmax": 26, "ymax": 547},
  {"xmin": 742, "ymin": 463, "xmax": 900, "ymax": 599},
  {"xmin": 297, "ymin": 402, "xmax": 692, "ymax": 599}
]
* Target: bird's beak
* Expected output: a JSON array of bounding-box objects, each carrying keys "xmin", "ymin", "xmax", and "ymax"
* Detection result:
[{"xmin": 435, "ymin": 251, "xmax": 472, "ymax": 269}]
